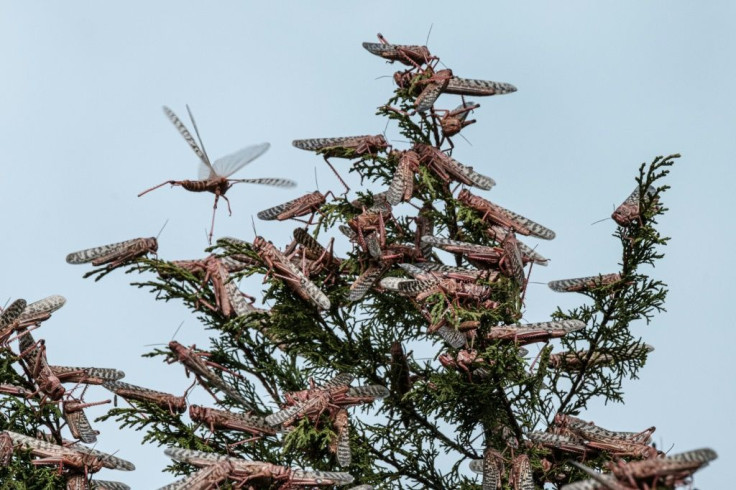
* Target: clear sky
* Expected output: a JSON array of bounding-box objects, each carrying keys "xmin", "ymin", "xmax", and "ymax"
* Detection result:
[{"xmin": 1, "ymin": 1, "xmax": 733, "ymax": 488}]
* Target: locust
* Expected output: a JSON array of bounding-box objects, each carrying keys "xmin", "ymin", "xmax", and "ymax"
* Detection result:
[
  {"xmin": 438, "ymin": 349, "xmax": 493, "ymax": 380},
  {"xmin": 362, "ymin": 33, "xmax": 435, "ymax": 67},
  {"xmin": 612, "ymin": 185, "xmax": 657, "ymax": 226},
  {"xmin": 257, "ymin": 190, "xmax": 328, "ymax": 223},
  {"xmin": 563, "ymin": 448, "xmax": 717, "ymax": 490},
  {"xmin": 436, "ymin": 101, "xmax": 479, "ymax": 140},
  {"xmin": 189, "ymin": 405, "xmax": 279, "ymax": 437},
  {"xmin": 549, "ymin": 344, "xmax": 654, "ymax": 371},
  {"xmin": 458, "ymin": 189, "xmax": 555, "ymax": 240},
  {"xmin": 420, "ymin": 235, "xmax": 503, "ymax": 266},
  {"xmin": 139, "ymin": 106, "xmax": 296, "ymax": 243},
  {"xmin": 292, "ymin": 135, "xmax": 389, "ymax": 159},
  {"xmin": 167, "ymin": 341, "xmax": 249, "ymax": 407},
  {"xmin": 265, "ymin": 373, "xmax": 388, "ymax": 429},
  {"xmin": 555, "ymin": 414, "xmax": 658, "ymax": 459},
  {"xmin": 413, "ymin": 143, "xmax": 495, "ymax": 190},
  {"xmin": 548, "ymin": 273, "xmax": 622, "ymax": 293},
  {"xmin": 168, "ymin": 255, "xmax": 235, "ymax": 317},
  {"xmin": 469, "ymin": 448, "xmax": 504, "ymax": 490},
  {"xmin": 485, "ymin": 319, "xmax": 585, "ymax": 346},
  {"xmin": 292, "ymin": 135, "xmax": 389, "ymax": 192},
  {"xmin": 394, "ymin": 65, "xmax": 517, "ymax": 112},
  {"xmin": 17, "ymin": 331, "xmax": 65, "ymax": 401},
  {"xmin": 4, "ymin": 430, "xmax": 134, "ymax": 473},
  {"xmin": 252, "ymin": 236, "xmax": 331, "ymax": 310},
  {"xmin": 163, "ymin": 447, "xmax": 355, "ymax": 488},
  {"xmin": 386, "ymin": 150, "xmax": 420, "ymax": 206},
  {"xmin": 17, "ymin": 295, "xmax": 66, "ymax": 329},
  {"xmin": 102, "ymin": 380, "xmax": 186, "ymax": 414},
  {"xmin": 329, "ymin": 408, "xmax": 352, "ymax": 466},
  {"xmin": 500, "ymin": 229, "xmax": 526, "ymax": 287},
  {"xmin": 290, "ymin": 227, "xmax": 341, "ymax": 280},
  {"xmin": 66, "ymin": 237, "xmax": 158, "ymax": 280},
  {"xmin": 399, "ymin": 262, "xmax": 492, "ymax": 283},
  {"xmin": 398, "ymin": 276, "xmax": 495, "ymax": 304}
]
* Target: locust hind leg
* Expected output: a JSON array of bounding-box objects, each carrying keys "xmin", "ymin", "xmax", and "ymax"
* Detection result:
[{"xmin": 323, "ymin": 156, "xmax": 350, "ymax": 195}]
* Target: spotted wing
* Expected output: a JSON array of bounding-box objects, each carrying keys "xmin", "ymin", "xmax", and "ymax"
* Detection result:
[
  {"xmin": 322, "ymin": 372, "xmax": 355, "ymax": 389},
  {"xmin": 293, "ymin": 137, "xmax": 364, "ymax": 151},
  {"xmin": 258, "ymin": 196, "xmax": 299, "ymax": 220},
  {"xmin": 362, "ymin": 42, "xmax": 429, "ymax": 66},
  {"xmin": 378, "ymin": 277, "xmax": 412, "ymax": 291},
  {"xmin": 439, "ymin": 153, "xmax": 496, "ymax": 190},
  {"xmin": 500, "ymin": 319, "xmax": 585, "ymax": 333},
  {"xmin": 292, "ymin": 469, "xmax": 355, "ymax": 485},
  {"xmin": 294, "ymin": 228, "xmax": 327, "ymax": 255},
  {"xmin": 50, "ymin": 366, "xmax": 125, "ymax": 383},
  {"xmin": 264, "ymin": 398, "xmax": 317, "ymax": 427},
  {"xmin": 445, "ymin": 78, "xmax": 517, "ymax": 96},
  {"xmin": 436, "ymin": 325, "xmax": 466, "ymax": 348},
  {"xmin": 230, "ymin": 177, "xmax": 296, "ymax": 188},
  {"xmin": 481, "ymin": 449, "xmax": 501, "ymax": 490},
  {"xmin": 66, "ymin": 238, "xmax": 143, "ymax": 264},
  {"xmin": 164, "ymin": 447, "xmax": 230, "ymax": 466},
  {"xmin": 332, "ymin": 409, "xmax": 351, "ymax": 467},
  {"xmin": 0, "ymin": 299, "xmax": 26, "ymax": 331},
  {"xmin": 666, "ymin": 447, "xmax": 717, "ymax": 465},
  {"xmin": 346, "ymin": 385, "xmax": 389, "ymax": 399},
  {"xmin": 204, "ymin": 142, "xmax": 270, "ymax": 179},
  {"xmin": 548, "ymin": 273, "xmax": 621, "ymax": 292},
  {"xmin": 225, "ymin": 281, "xmax": 259, "ymax": 318},
  {"xmin": 349, "ymin": 265, "xmax": 388, "ymax": 302},
  {"xmin": 157, "ymin": 461, "xmax": 232, "ymax": 490},
  {"xmin": 512, "ymin": 455, "xmax": 534, "ymax": 490},
  {"xmin": 64, "ymin": 408, "xmax": 98, "ymax": 444},
  {"xmin": 495, "ymin": 205, "xmax": 555, "ymax": 240},
  {"xmin": 162, "ymin": 106, "xmax": 211, "ymax": 170},
  {"xmin": 68, "ymin": 443, "xmax": 135, "ymax": 471},
  {"xmin": 397, "ymin": 279, "xmax": 439, "ymax": 296},
  {"xmin": 20, "ymin": 295, "xmax": 66, "ymax": 321},
  {"xmin": 415, "ymin": 80, "xmax": 447, "ymax": 112}
]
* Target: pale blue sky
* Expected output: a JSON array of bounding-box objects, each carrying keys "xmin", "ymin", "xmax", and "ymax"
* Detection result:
[{"xmin": 1, "ymin": 2, "xmax": 733, "ymax": 487}]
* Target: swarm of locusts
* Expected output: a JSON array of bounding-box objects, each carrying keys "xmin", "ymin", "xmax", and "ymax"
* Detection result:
[{"xmin": 2, "ymin": 33, "xmax": 713, "ymax": 489}]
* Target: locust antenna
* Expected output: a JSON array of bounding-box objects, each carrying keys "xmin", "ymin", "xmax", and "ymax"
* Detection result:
[
  {"xmin": 314, "ymin": 167, "xmax": 320, "ymax": 192},
  {"xmin": 459, "ymin": 133, "xmax": 473, "ymax": 147},
  {"xmin": 591, "ymin": 217, "xmax": 611, "ymax": 225},
  {"xmin": 251, "ymin": 215, "xmax": 258, "ymax": 237},
  {"xmin": 171, "ymin": 320, "xmax": 185, "ymax": 341},
  {"xmin": 425, "ymin": 24, "xmax": 434, "ymax": 47},
  {"xmin": 156, "ymin": 219, "xmax": 170, "ymax": 239},
  {"xmin": 185, "ymin": 105, "xmax": 212, "ymax": 166}
]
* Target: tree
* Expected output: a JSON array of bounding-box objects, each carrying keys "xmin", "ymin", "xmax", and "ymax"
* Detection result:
[{"xmin": 0, "ymin": 35, "xmax": 715, "ymax": 490}]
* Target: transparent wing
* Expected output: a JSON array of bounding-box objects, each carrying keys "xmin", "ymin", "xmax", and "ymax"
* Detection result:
[{"xmin": 206, "ymin": 142, "xmax": 270, "ymax": 179}]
